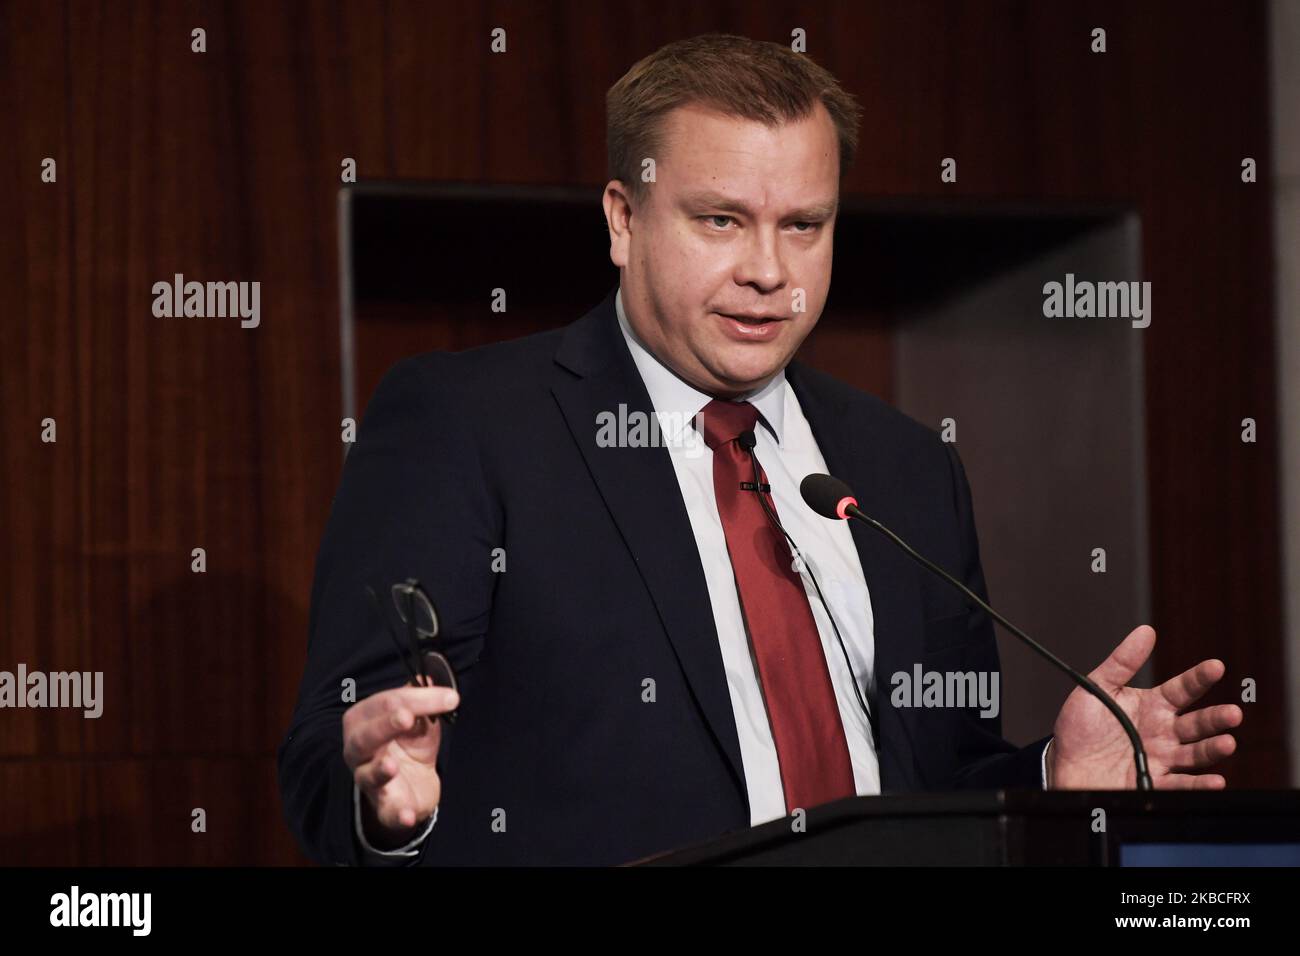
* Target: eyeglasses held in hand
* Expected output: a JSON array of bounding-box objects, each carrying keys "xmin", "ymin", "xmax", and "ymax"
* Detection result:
[{"xmin": 364, "ymin": 578, "xmax": 459, "ymax": 724}]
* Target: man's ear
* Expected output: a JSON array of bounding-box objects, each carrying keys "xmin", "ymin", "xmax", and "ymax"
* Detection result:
[{"xmin": 602, "ymin": 180, "xmax": 634, "ymax": 269}]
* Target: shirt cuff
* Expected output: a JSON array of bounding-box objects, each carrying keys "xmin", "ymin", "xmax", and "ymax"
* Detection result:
[
  {"xmin": 353, "ymin": 781, "xmax": 437, "ymax": 857},
  {"xmin": 1040, "ymin": 737, "xmax": 1054, "ymax": 789}
]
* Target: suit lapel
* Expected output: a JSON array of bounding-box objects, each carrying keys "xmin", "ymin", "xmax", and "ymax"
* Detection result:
[
  {"xmin": 549, "ymin": 289, "xmax": 749, "ymax": 807},
  {"xmin": 786, "ymin": 361, "xmax": 926, "ymax": 791}
]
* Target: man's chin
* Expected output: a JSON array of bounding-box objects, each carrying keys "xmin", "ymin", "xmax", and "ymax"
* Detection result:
[{"xmin": 702, "ymin": 354, "xmax": 788, "ymax": 396}]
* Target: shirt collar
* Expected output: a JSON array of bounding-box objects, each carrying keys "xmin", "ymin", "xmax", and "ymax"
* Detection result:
[{"xmin": 615, "ymin": 285, "xmax": 786, "ymax": 448}]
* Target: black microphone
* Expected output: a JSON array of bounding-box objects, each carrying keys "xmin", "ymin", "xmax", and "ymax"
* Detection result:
[
  {"xmin": 736, "ymin": 430, "xmax": 771, "ymax": 493},
  {"xmin": 800, "ymin": 472, "xmax": 1153, "ymax": 791}
]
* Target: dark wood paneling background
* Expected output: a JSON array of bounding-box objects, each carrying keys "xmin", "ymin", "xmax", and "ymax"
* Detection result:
[{"xmin": 0, "ymin": 0, "xmax": 1284, "ymax": 864}]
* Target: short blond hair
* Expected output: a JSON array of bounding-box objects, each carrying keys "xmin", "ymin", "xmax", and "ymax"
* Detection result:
[{"xmin": 606, "ymin": 33, "xmax": 863, "ymax": 205}]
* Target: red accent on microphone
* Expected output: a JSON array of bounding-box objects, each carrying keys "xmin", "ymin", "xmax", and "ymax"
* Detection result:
[{"xmin": 835, "ymin": 496, "xmax": 857, "ymax": 520}]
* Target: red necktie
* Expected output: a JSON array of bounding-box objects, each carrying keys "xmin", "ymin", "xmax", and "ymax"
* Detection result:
[{"xmin": 698, "ymin": 399, "xmax": 857, "ymax": 813}]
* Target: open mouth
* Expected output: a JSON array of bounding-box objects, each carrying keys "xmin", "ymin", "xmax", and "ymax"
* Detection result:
[
  {"xmin": 720, "ymin": 313, "xmax": 779, "ymax": 323},
  {"xmin": 715, "ymin": 312, "xmax": 785, "ymax": 339}
]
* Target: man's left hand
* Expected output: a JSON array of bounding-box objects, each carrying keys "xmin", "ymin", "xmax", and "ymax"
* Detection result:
[{"xmin": 1048, "ymin": 625, "xmax": 1242, "ymax": 789}]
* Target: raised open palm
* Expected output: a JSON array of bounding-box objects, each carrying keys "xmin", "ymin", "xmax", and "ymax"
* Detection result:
[{"xmin": 1049, "ymin": 625, "xmax": 1242, "ymax": 790}]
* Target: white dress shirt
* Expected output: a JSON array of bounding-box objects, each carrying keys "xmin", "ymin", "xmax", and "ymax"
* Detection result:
[{"xmin": 355, "ymin": 286, "xmax": 1048, "ymax": 859}]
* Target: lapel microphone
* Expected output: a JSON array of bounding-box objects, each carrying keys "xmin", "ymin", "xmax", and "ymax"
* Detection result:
[
  {"xmin": 800, "ymin": 472, "xmax": 1153, "ymax": 791},
  {"xmin": 737, "ymin": 430, "xmax": 771, "ymax": 492},
  {"xmin": 734, "ymin": 429, "xmax": 877, "ymax": 737}
]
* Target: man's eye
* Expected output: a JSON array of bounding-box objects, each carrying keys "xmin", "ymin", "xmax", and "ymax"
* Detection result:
[{"xmin": 699, "ymin": 215, "xmax": 820, "ymax": 232}]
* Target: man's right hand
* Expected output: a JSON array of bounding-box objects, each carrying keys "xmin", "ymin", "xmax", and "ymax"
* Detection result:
[{"xmin": 343, "ymin": 684, "xmax": 460, "ymax": 848}]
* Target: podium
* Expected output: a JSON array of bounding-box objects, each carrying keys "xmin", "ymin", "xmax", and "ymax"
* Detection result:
[{"xmin": 633, "ymin": 791, "xmax": 1300, "ymax": 865}]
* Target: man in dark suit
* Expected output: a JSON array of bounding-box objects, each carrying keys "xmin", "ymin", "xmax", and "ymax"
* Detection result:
[{"xmin": 277, "ymin": 33, "xmax": 1240, "ymax": 867}]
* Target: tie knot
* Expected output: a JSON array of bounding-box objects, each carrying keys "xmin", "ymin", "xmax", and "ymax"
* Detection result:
[{"xmin": 698, "ymin": 400, "xmax": 760, "ymax": 451}]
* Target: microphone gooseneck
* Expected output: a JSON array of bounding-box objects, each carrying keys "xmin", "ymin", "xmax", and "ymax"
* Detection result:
[{"xmin": 799, "ymin": 472, "xmax": 1154, "ymax": 791}]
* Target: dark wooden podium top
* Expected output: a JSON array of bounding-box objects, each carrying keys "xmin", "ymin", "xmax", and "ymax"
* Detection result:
[{"xmin": 632, "ymin": 790, "xmax": 1300, "ymax": 866}]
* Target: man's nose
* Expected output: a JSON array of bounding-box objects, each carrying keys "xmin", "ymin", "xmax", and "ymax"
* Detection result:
[{"xmin": 733, "ymin": 228, "xmax": 787, "ymax": 293}]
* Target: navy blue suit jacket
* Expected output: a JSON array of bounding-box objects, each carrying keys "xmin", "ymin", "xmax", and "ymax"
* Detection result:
[{"xmin": 277, "ymin": 287, "xmax": 1051, "ymax": 866}]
